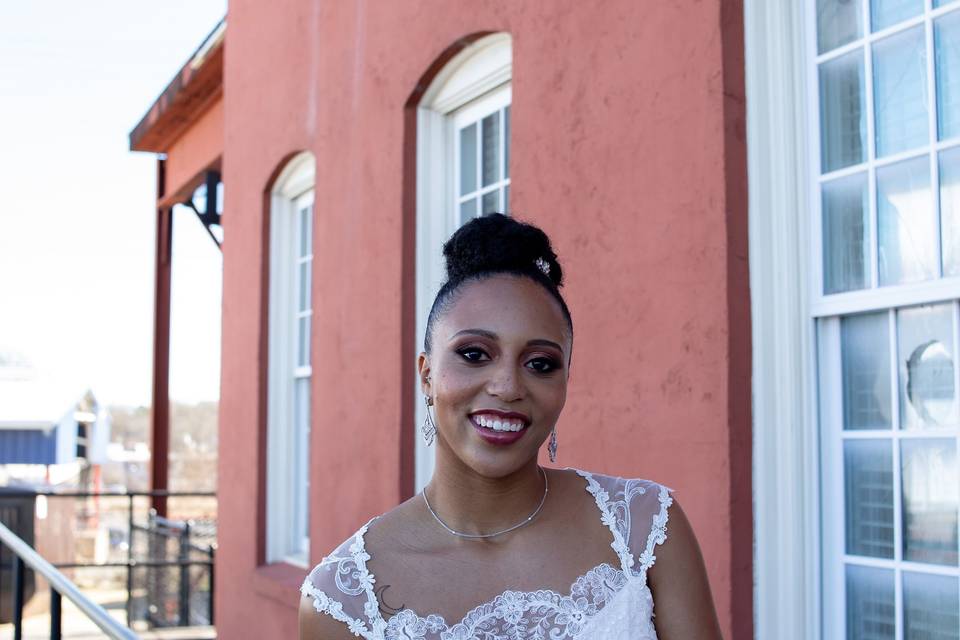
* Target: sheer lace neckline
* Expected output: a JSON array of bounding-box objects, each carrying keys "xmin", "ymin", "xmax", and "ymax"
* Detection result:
[{"xmin": 301, "ymin": 469, "xmax": 673, "ymax": 640}]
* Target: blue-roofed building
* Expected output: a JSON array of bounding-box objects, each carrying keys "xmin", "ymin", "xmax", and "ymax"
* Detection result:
[{"xmin": 0, "ymin": 352, "xmax": 109, "ymax": 471}]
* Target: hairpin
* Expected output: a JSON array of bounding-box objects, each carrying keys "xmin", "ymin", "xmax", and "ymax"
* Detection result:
[{"xmin": 534, "ymin": 257, "xmax": 551, "ymax": 276}]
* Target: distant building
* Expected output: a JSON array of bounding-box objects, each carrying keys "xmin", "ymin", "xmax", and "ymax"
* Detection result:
[{"xmin": 0, "ymin": 351, "xmax": 109, "ymax": 475}]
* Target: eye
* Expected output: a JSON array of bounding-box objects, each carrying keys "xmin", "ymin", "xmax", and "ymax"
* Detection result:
[
  {"xmin": 526, "ymin": 357, "xmax": 560, "ymax": 374},
  {"xmin": 456, "ymin": 346, "xmax": 490, "ymax": 363}
]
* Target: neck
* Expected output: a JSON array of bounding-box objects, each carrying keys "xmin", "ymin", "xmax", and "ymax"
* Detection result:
[{"xmin": 424, "ymin": 452, "xmax": 546, "ymax": 537}]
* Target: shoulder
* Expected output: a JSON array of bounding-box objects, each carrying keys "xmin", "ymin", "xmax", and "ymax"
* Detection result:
[
  {"xmin": 644, "ymin": 496, "xmax": 724, "ymax": 637},
  {"xmin": 299, "ymin": 522, "xmax": 380, "ymax": 639},
  {"xmin": 299, "ymin": 590, "xmax": 369, "ymax": 640},
  {"xmin": 565, "ymin": 467, "xmax": 672, "ymax": 506}
]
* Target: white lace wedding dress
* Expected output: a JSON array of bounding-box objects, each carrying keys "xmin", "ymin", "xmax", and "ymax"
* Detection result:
[{"xmin": 301, "ymin": 470, "xmax": 673, "ymax": 639}]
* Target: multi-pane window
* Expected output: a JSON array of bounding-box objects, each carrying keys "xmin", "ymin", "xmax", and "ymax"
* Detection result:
[
  {"xmin": 292, "ymin": 191, "xmax": 313, "ymax": 560},
  {"xmin": 815, "ymin": 1, "xmax": 960, "ymax": 637},
  {"xmin": 454, "ymin": 92, "xmax": 511, "ymax": 225},
  {"xmin": 266, "ymin": 153, "xmax": 314, "ymax": 566}
]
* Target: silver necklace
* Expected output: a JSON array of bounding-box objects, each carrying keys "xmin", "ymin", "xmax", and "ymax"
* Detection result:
[{"xmin": 422, "ymin": 467, "xmax": 549, "ymax": 539}]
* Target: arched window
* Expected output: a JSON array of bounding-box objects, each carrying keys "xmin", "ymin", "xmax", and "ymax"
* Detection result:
[
  {"xmin": 414, "ymin": 34, "xmax": 512, "ymax": 491},
  {"xmin": 266, "ymin": 151, "xmax": 315, "ymax": 565}
]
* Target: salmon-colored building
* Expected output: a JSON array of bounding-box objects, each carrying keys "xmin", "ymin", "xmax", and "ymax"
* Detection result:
[{"xmin": 132, "ymin": 1, "xmax": 960, "ymax": 638}]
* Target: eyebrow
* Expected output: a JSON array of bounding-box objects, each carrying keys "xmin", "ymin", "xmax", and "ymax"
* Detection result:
[{"xmin": 448, "ymin": 329, "xmax": 565, "ymax": 354}]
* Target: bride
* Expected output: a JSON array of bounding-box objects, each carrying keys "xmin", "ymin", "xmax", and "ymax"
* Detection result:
[{"xmin": 300, "ymin": 214, "xmax": 722, "ymax": 639}]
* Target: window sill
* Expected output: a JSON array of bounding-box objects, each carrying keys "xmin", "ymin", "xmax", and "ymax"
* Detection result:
[{"xmin": 253, "ymin": 562, "xmax": 307, "ymax": 608}]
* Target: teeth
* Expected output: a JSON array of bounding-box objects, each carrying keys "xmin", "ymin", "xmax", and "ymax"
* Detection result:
[{"xmin": 474, "ymin": 415, "xmax": 524, "ymax": 432}]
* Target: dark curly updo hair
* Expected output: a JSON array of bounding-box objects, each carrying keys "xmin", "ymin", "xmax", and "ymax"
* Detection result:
[{"xmin": 423, "ymin": 213, "xmax": 573, "ymax": 353}]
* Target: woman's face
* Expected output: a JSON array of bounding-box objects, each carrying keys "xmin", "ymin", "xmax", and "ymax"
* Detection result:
[{"xmin": 419, "ymin": 275, "xmax": 572, "ymax": 478}]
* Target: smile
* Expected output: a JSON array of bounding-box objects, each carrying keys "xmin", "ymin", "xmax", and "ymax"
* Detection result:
[{"xmin": 468, "ymin": 411, "xmax": 531, "ymax": 445}]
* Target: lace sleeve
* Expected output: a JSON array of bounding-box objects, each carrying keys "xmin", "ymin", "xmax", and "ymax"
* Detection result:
[
  {"xmin": 300, "ymin": 523, "xmax": 385, "ymax": 639},
  {"xmin": 579, "ymin": 472, "xmax": 674, "ymax": 581},
  {"xmin": 625, "ymin": 479, "xmax": 674, "ymax": 580}
]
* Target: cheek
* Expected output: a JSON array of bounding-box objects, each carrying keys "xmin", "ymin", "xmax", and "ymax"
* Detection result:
[{"xmin": 433, "ymin": 367, "xmax": 482, "ymax": 408}]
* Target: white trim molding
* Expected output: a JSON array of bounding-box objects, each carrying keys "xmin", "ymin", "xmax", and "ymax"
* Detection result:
[{"xmin": 745, "ymin": 1, "xmax": 821, "ymax": 638}]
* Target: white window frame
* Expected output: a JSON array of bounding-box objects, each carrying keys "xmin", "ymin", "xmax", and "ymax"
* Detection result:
[
  {"xmin": 266, "ymin": 152, "xmax": 315, "ymax": 567},
  {"xmin": 746, "ymin": 1, "xmax": 822, "ymax": 638},
  {"xmin": 414, "ymin": 34, "xmax": 512, "ymax": 492}
]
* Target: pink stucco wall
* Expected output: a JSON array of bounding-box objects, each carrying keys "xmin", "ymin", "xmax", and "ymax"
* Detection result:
[{"xmin": 216, "ymin": 1, "xmax": 750, "ymax": 637}]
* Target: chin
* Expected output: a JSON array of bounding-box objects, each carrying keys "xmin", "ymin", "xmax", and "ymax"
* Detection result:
[{"xmin": 458, "ymin": 446, "xmax": 542, "ymax": 479}]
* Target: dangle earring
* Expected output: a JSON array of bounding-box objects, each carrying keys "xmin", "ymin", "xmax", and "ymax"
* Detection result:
[
  {"xmin": 421, "ymin": 395, "xmax": 437, "ymax": 446},
  {"xmin": 548, "ymin": 427, "xmax": 558, "ymax": 463}
]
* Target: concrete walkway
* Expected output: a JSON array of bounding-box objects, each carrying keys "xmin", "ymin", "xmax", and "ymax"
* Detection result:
[{"xmin": 0, "ymin": 589, "xmax": 215, "ymax": 639}]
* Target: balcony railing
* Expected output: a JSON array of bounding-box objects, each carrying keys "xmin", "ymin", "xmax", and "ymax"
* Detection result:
[
  {"xmin": 0, "ymin": 489, "xmax": 216, "ymax": 635},
  {"xmin": 0, "ymin": 518, "xmax": 137, "ymax": 639}
]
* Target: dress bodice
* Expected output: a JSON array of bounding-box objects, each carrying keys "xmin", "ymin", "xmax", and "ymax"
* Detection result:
[{"xmin": 301, "ymin": 470, "xmax": 674, "ymax": 640}]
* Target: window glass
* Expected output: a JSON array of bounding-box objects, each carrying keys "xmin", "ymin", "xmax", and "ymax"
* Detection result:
[
  {"xmin": 823, "ymin": 173, "xmax": 870, "ymax": 293},
  {"xmin": 846, "ymin": 564, "xmax": 896, "ymax": 639},
  {"xmin": 871, "ymin": 0, "xmax": 923, "ymax": 31},
  {"xmin": 897, "ymin": 304, "xmax": 956, "ymax": 430},
  {"xmin": 873, "ymin": 27, "xmax": 928, "ymax": 157},
  {"xmin": 845, "ymin": 439, "xmax": 895, "ymax": 558},
  {"xmin": 460, "ymin": 124, "xmax": 477, "ymax": 196},
  {"xmin": 481, "ymin": 112, "xmax": 500, "ymax": 187},
  {"xmin": 901, "ymin": 439, "xmax": 959, "ymax": 565},
  {"xmin": 940, "ymin": 147, "xmax": 960, "ymax": 276},
  {"xmin": 903, "ymin": 572, "xmax": 960, "ymax": 637},
  {"xmin": 819, "ymin": 0, "xmax": 864, "ymax": 53},
  {"xmin": 842, "ymin": 313, "xmax": 892, "ymax": 430},
  {"xmin": 820, "ymin": 50, "xmax": 867, "ymax": 172},
  {"xmin": 936, "ymin": 10, "xmax": 960, "ymax": 140},
  {"xmin": 504, "ymin": 106, "xmax": 511, "ymax": 179},
  {"xmin": 877, "ymin": 157, "xmax": 935, "ymax": 286}
]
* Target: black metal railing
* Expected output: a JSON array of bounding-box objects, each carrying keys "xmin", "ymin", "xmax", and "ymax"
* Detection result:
[
  {"xmin": 0, "ymin": 519, "xmax": 137, "ymax": 639},
  {"xmin": 0, "ymin": 489, "xmax": 216, "ymax": 632}
]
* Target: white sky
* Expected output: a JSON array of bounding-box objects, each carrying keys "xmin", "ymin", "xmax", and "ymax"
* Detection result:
[{"xmin": 0, "ymin": 1, "xmax": 228, "ymax": 407}]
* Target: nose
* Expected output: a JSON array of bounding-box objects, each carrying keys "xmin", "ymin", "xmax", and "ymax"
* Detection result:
[{"xmin": 486, "ymin": 361, "xmax": 525, "ymax": 402}]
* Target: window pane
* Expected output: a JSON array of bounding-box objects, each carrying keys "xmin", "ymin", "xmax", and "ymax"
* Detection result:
[
  {"xmin": 504, "ymin": 185, "xmax": 510, "ymax": 213},
  {"xmin": 820, "ymin": 50, "xmax": 867, "ymax": 173},
  {"xmin": 877, "ymin": 157, "xmax": 936, "ymax": 285},
  {"xmin": 298, "ymin": 315, "xmax": 310, "ymax": 367},
  {"xmin": 504, "ymin": 106, "xmax": 510, "ymax": 179},
  {"xmin": 294, "ymin": 377, "xmax": 311, "ymax": 540},
  {"xmin": 871, "ymin": 0, "xmax": 923, "ymax": 32},
  {"xmin": 481, "ymin": 190, "xmax": 499, "ymax": 215},
  {"xmin": 298, "ymin": 261, "xmax": 310, "ymax": 312},
  {"xmin": 299, "ymin": 205, "xmax": 311, "ymax": 257},
  {"xmin": 897, "ymin": 304, "xmax": 956, "ymax": 430},
  {"xmin": 819, "ymin": 0, "xmax": 864, "ymax": 53},
  {"xmin": 845, "ymin": 439, "xmax": 895, "ymax": 559},
  {"xmin": 842, "ymin": 313, "xmax": 893, "ymax": 430},
  {"xmin": 460, "ymin": 123, "xmax": 477, "ymax": 196},
  {"xmin": 941, "ymin": 147, "xmax": 960, "ymax": 276},
  {"xmin": 823, "ymin": 173, "xmax": 870, "ymax": 293},
  {"xmin": 873, "ymin": 27, "xmax": 928, "ymax": 157},
  {"xmin": 846, "ymin": 564, "xmax": 896, "ymax": 639},
  {"xmin": 903, "ymin": 572, "xmax": 960, "ymax": 639},
  {"xmin": 482, "ymin": 112, "xmax": 501, "ymax": 187},
  {"xmin": 936, "ymin": 10, "xmax": 960, "ymax": 141},
  {"xmin": 901, "ymin": 439, "xmax": 959, "ymax": 565},
  {"xmin": 935, "ymin": 0, "xmax": 959, "ymax": 6},
  {"xmin": 459, "ymin": 197, "xmax": 477, "ymax": 226}
]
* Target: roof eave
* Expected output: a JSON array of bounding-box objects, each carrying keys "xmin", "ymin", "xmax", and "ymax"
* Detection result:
[{"xmin": 129, "ymin": 18, "xmax": 226, "ymax": 153}]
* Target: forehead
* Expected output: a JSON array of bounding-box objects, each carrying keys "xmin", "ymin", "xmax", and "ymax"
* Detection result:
[{"xmin": 439, "ymin": 275, "xmax": 570, "ymax": 343}]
